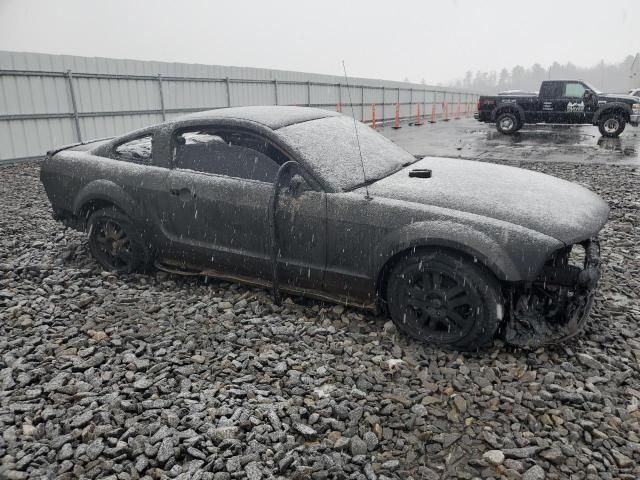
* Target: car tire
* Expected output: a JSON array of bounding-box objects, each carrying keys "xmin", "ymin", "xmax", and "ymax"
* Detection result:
[
  {"xmin": 87, "ymin": 207, "xmax": 152, "ymax": 274},
  {"xmin": 385, "ymin": 249, "xmax": 503, "ymax": 350},
  {"xmin": 515, "ymin": 119, "xmax": 524, "ymax": 132},
  {"xmin": 495, "ymin": 112, "xmax": 519, "ymax": 135},
  {"xmin": 598, "ymin": 113, "xmax": 626, "ymax": 138}
]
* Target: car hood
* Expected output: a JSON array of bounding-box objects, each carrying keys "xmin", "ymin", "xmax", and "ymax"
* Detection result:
[
  {"xmin": 598, "ymin": 93, "xmax": 638, "ymax": 103},
  {"xmin": 363, "ymin": 157, "xmax": 609, "ymax": 244}
]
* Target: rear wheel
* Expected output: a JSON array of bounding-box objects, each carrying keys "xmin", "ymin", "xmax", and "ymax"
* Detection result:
[
  {"xmin": 386, "ymin": 249, "xmax": 503, "ymax": 350},
  {"xmin": 496, "ymin": 112, "xmax": 519, "ymax": 135},
  {"xmin": 515, "ymin": 119, "xmax": 524, "ymax": 132},
  {"xmin": 88, "ymin": 207, "xmax": 151, "ymax": 274},
  {"xmin": 598, "ymin": 113, "xmax": 625, "ymax": 138}
]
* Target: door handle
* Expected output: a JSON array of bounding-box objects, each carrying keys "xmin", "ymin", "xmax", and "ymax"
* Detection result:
[{"xmin": 170, "ymin": 187, "xmax": 196, "ymax": 199}]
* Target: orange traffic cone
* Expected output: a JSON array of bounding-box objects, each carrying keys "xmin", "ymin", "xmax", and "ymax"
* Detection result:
[
  {"xmin": 443, "ymin": 102, "xmax": 450, "ymax": 121},
  {"xmin": 371, "ymin": 104, "xmax": 376, "ymax": 129},
  {"xmin": 429, "ymin": 103, "xmax": 436, "ymax": 123},
  {"xmin": 336, "ymin": 101, "xmax": 341, "ymax": 113},
  {"xmin": 414, "ymin": 104, "xmax": 423, "ymax": 126},
  {"xmin": 392, "ymin": 102, "xmax": 401, "ymax": 129}
]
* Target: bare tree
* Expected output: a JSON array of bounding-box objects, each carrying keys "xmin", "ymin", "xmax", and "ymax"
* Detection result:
[{"xmin": 453, "ymin": 54, "xmax": 640, "ymax": 94}]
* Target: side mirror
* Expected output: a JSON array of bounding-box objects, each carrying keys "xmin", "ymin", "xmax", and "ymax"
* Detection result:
[{"xmin": 287, "ymin": 174, "xmax": 307, "ymax": 197}]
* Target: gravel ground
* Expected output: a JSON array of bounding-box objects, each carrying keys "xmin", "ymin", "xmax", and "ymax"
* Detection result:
[{"xmin": 1, "ymin": 160, "xmax": 639, "ymax": 480}]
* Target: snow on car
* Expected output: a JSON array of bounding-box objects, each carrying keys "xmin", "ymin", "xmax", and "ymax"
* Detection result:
[{"xmin": 40, "ymin": 106, "xmax": 609, "ymax": 349}]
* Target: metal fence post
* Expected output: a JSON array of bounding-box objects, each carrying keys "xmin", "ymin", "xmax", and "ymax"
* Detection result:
[
  {"xmin": 225, "ymin": 77, "xmax": 231, "ymax": 107},
  {"xmin": 307, "ymin": 81, "xmax": 311, "ymax": 107},
  {"xmin": 409, "ymin": 88, "xmax": 413, "ymax": 121},
  {"xmin": 361, "ymin": 86, "xmax": 365, "ymax": 121},
  {"xmin": 274, "ymin": 79, "xmax": 279, "ymax": 105},
  {"xmin": 443, "ymin": 90, "xmax": 447, "ymax": 116},
  {"xmin": 65, "ymin": 70, "xmax": 82, "ymax": 142},
  {"xmin": 381, "ymin": 86, "xmax": 385, "ymax": 125},
  {"xmin": 157, "ymin": 74, "xmax": 166, "ymax": 121}
]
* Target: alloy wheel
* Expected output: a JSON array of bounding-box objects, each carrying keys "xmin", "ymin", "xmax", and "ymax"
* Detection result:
[
  {"xmin": 397, "ymin": 268, "xmax": 480, "ymax": 343},
  {"xmin": 91, "ymin": 219, "xmax": 134, "ymax": 271},
  {"xmin": 603, "ymin": 118, "xmax": 620, "ymax": 135},
  {"xmin": 500, "ymin": 117, "xmax": 514, "ymax": 131}
]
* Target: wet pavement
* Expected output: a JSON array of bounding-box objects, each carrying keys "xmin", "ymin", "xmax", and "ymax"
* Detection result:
[{"xmin": 382, "ymin": 117, "xmax": 640, "ymax": 165}]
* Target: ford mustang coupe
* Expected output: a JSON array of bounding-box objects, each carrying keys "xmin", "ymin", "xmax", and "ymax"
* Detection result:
[{"xmin": 40, "ymin": 106, "xmax": 609, "ymax": 349}]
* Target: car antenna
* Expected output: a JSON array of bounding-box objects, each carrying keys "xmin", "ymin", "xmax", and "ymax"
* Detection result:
[{"xmin": 342, "ymin": 60, "xmax": 372, "ymax": 200}]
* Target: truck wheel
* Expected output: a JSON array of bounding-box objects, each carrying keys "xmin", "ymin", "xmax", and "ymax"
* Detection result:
[
  {"xmin": 515, "ymin": 119, "xmax": 524, "ymax": 132},
  {"xmin": 496, "ymin": 112, "xmax": 518, "ymax": 135},
  {"xmin": 385, "ymin": 249, "xmax": 503, "ymax": 351},
  {"xmin": 87, "ymin": 207, "xmax": 151, "ymax": 274},
  {"xmin": 598, "ymin": 113, "xmax": 626, "ymax": 138}
]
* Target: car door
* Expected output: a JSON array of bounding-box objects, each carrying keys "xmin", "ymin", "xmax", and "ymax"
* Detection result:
[
  {"xmin": 158, "ymin": 125, "xmax": 326, "ymax": 290},
  {"xmin": 560, "ymin": 81, "xmax": 587, "ymax": 124},
  {"xmin": 272, "ymin": 171, "xmax": 327, "ymax": 292}
]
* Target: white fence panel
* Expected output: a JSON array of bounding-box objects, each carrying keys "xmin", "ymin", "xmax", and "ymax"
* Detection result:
[{"xmin": 0, "ymin": 50, "xmax": 479, "ymax": 162}]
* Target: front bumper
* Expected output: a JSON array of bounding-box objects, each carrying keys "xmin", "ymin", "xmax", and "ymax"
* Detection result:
[{"xmin": 503, "ymin": 239, "xmax": 602, "ymax": 348}]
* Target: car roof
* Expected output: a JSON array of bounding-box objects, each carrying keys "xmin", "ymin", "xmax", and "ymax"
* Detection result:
[{"xmin": 176, "ymin": 106, "xmax": 340, "ymax": 130}]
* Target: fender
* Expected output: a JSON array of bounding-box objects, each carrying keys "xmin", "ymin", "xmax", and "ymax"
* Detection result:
[
  {"xmin": 72, "ymin": 179, "xmax": 140, "ymax": 221},
  {"xmin": 373, "ymin": 220, "xmax": 524, "ymax": 284},
  {"xmin": 592, "ymin": 102, "xmax": 631, "ymax": 123},
  {"xmin": 490, "ymin": 102, "xmax": 526, "ymax": 122}
]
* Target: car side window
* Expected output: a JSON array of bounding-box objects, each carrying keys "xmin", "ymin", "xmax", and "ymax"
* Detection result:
[
  {"xmin": 173, "ymin": 128, "xmax": 284, "ymax": 183},
  {"xmin": 114, "ymin": 135, "xmax": 153, "ymax": 164},
  {"xmin": 564, "ymin": 83, "xmax": 586, "ymax": 98}
]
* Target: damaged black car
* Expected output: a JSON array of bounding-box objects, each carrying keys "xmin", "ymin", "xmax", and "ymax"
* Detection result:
[{"xmin": 40, "ymin": 106, "xmax": 609, "ymax": 349}]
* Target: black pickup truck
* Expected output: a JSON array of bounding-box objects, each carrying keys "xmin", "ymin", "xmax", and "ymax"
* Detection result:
[{"xmin": 475, "ymin": 80, "xmax": 640, "ymax": 137}]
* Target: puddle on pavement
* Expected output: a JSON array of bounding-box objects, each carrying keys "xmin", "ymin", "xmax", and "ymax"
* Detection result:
[
  {"xmin": 485, "ymin": 129, "xmax": 595, "ymax": 145},
  {"xmin": 482, "ymin": 128, "xmax": 637, "ymax": 156},
  {"xmin": 597, "ymin": 137, "xmax": 636, "ymax": 156}
]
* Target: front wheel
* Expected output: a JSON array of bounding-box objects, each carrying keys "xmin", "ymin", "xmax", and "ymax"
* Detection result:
[
  {"xmin": 495, "ymin": 112, "xmax": 519, "ymax": 135},
  {"xmin": 386, "ymin": 249, "xmax": 503, "ymax": 350},
  {"xmin": 598, "ymin": 113, "xmax": 626, "ymax": 138},
  {"xmin": 87, "ymin": 207, "xmax": 151, "ymax": 274}
]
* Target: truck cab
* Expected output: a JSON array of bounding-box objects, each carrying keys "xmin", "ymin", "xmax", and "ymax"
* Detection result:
[{"xmin": 537, "ymin": 80, "xmax": 600, "ymax": 124}]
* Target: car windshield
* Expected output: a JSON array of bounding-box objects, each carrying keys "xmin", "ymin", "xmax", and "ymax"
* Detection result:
[{"xmin": 277, "ymin": 115, "xmax": 416, "ymax": 191}]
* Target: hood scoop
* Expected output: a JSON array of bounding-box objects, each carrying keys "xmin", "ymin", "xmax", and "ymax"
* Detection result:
[{"xmin": 409, "ymin": 168, "xmax": 432, "ymax": 178}]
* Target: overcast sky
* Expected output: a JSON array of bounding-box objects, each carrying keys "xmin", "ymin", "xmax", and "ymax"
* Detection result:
[{"xmin": 0, "ymin": 0, "xmax": 637, "ymax": 84}]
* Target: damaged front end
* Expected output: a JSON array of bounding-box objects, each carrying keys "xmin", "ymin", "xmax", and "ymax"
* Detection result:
[{"xmin": 503, "ymin": 239, "xmax": 602, "ymax": 348}]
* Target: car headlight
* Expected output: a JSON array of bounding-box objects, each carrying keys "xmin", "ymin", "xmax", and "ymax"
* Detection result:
[{"xmin": 633, "ymin": 103, "xmax": 640, "ymax": 114}]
